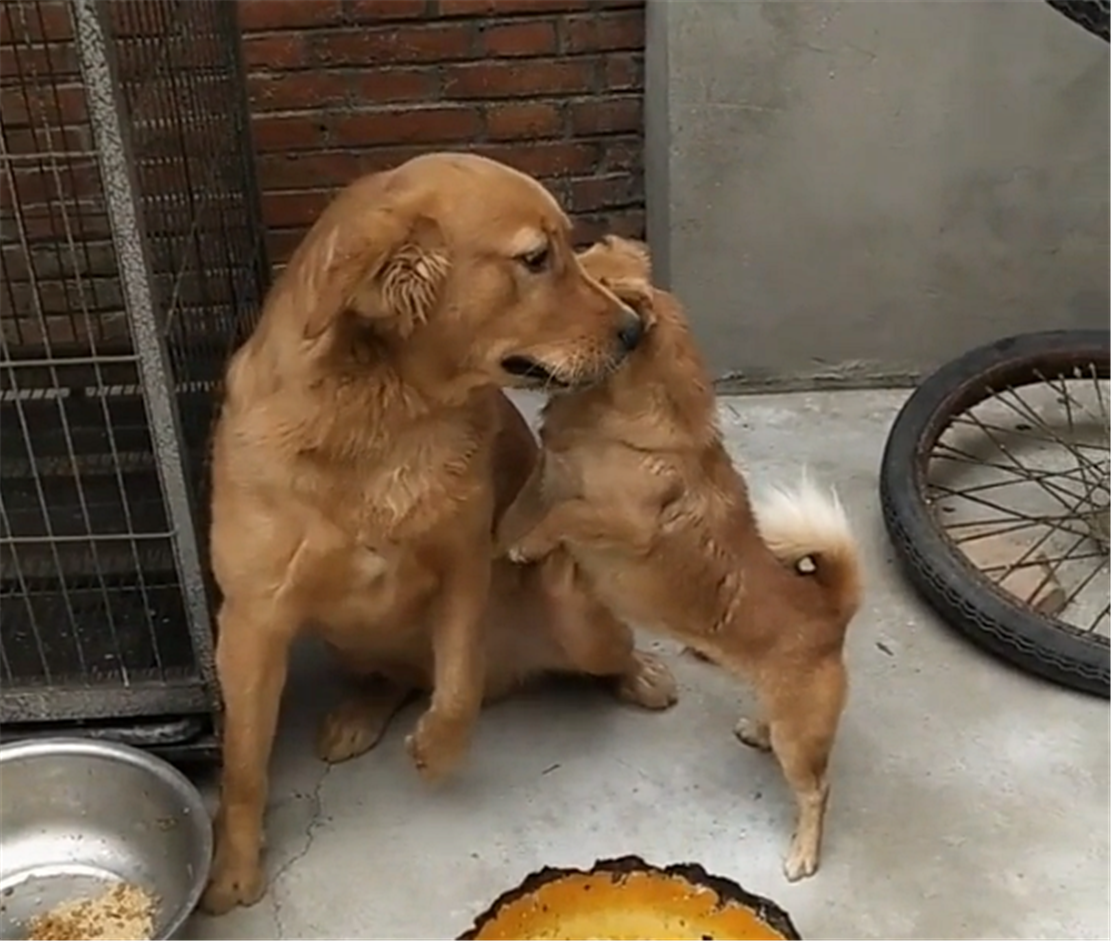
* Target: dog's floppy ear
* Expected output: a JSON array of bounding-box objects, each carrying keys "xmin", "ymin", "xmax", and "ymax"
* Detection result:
[
  {"xmin": 576, "ymin": 235, "xmax": 656, "ymax": 326},
  {"xmin": 605, "ymin": 276, "xmax": 658, "ymax": 328},
  {"xmin": 601, "ymin": 235, "xmax": 652, "ymax": 280},
  {"xmin": 296, "ymin": 209, "xmax": 449, "ymax": 341},
  {"xmin": 575, "ymin": 235, "xmax": 652, "ymax": 286}
]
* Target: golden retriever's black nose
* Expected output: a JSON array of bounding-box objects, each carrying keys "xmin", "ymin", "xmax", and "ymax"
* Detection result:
[{"xmin": 617, "ymin": 308, "xmax": 644, "ymax": 352}]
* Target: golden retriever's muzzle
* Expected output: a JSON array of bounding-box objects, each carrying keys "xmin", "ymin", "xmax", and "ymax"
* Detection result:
[{"xmin": 499, "ymin": 304, "xmax": 644, "ymax": 390}]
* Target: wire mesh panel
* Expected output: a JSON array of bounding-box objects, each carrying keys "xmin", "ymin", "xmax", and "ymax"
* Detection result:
[{"xmin": 0, "ymin": 0, "xmax": 267, "ymax": 734}]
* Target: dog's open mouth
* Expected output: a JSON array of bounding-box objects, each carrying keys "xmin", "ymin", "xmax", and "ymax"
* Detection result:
[{"xmin": 500, "ymin": 356, "xmax": 570, "ymax": 389}]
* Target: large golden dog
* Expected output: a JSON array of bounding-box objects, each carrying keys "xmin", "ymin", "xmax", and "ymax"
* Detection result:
[{"xmin": 202, "ymin": 156, "xmax": 677, "ymax": 914}]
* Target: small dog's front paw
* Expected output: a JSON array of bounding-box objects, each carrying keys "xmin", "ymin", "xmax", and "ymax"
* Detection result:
[
  {"xmin": 506, "ymin": 543, "xmax": 533, "ymax": 564},
  {"xmin": 783, "ymin": 835, "xmax": 819, "ymax": 882},
  {"xmin": 505, "ymin": 531, "xmax": 555, "ymax": 564},
  {"xmin": 617, "ymin": 651, "xmax": 679, "ymax": 710}
]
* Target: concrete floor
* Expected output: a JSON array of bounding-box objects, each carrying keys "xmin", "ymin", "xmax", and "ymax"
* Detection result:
[{"xmin": 188, "ymin": 389, "xmax": 1110, "ymax": 941}]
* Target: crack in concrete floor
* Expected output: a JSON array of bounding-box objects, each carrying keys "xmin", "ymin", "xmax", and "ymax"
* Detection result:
[{"xmin": 269, "ymin": 763, "xmax": 333, "ymax": 939}]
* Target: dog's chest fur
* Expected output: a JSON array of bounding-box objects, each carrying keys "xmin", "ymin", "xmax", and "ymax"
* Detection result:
[{"xmin": 316, "ymin": 406, "xmax": 491, "ymax": 543}]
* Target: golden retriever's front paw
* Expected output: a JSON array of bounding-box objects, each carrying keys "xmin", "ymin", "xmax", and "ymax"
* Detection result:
[
  {"xmin": 617, "ymin": 650, "xmax": 679, "ymax": 710},
  {"xmin": 200, "ymin": 857, "xmax": 266, "ymax": 915},
  {"xmin": 405, "ymin": 709, "xmax": 470, "ymax": 782}
]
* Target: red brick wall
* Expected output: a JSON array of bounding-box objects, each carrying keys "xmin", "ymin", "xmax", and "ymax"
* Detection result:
[{"xmin": 237, "ymin": 0, "xmax": 646, "ymax": 266}]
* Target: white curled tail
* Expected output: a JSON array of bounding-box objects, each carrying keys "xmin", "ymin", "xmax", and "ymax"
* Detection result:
[{"xmin": 752, "ymin": 473, "xmax": 863, "ymax": 621}]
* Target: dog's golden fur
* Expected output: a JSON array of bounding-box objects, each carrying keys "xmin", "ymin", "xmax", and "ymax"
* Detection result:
[
  {"xmin": 202, "ymin": 156, "xmax": 677, "ymax": 914},
  {"xmin": 498, "ymin": 236, "xmax": 864, "ymax": 882}
]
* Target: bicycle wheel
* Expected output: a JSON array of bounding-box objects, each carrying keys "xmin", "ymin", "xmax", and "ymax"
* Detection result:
[
  {"xmin": 1045, "ymin": 0, "xmax": 1110, "ymax": 42},
  {"xmin": 880, "ymin": 330, "xmax": 1110, "ymax": 697}
]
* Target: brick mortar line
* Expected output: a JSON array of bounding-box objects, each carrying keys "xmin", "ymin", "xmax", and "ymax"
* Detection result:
[
  {"xmin": 241, "ymin": 52, "xmax": 644, "ymax": 69},
  {"xmin": 248, "ymin": 97, "xmax": 642, "ymax": 118},
  {"xmin": 238, "ymin": 11, "xmax": 643, "ymax": 35}
]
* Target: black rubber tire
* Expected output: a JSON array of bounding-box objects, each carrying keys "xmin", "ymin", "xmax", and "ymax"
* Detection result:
[
  {"xmin": 880, "ymin": 330, "xmax": 1111, "ymax": 698},
  {"xmin": 1046, "ymin": 0, "xmax": 1110, "ymax": 42}
]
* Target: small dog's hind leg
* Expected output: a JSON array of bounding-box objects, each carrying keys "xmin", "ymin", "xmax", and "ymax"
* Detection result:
[{"xmin": 762, "ymin": 658, "xmax": 847, "ymax": 882}]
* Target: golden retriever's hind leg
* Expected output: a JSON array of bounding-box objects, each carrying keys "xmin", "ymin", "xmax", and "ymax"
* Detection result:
[
  {"xmin": 540, "ymin": 552, "xmax": 678, "ymax": 710},
  {"xmin": 203, "ymin": 600, "xmax": 295, "ymax": 915},
  {"xmin": 763, "ymin": 658, "xmax": 847, "ymax": 882},
  {"xmin": 317, "ymin": 677, "xmax": 415, "ymax": 764}
]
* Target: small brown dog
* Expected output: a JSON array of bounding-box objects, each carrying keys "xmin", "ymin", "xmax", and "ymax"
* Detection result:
[
  {"xmin": 202, "ymin": 157, "xmax": 676, "ymax": 914},
  {"xmin": 497, "ymin": 236, "xmax": 863, "ymax": 882}
]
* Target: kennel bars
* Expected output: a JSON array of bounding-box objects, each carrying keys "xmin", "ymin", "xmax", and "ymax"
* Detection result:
[{"xmin": 0, "ymin": 0, "xmax": 267, "ymax": 749}]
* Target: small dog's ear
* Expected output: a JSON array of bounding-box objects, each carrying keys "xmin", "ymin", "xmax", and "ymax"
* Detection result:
[
  {"xmin": 606, "ymin": 276, "xmax": 658, "ymax": 328},
  {"xmin": 576, "ymin": 235, "xmax": 652, "ymax": 287},
  {"xmin": 602, "ymin": 235, "xmax": 652, "ymax": 280},
  {"xmin": 295, "ymin": 210, "xmax": 449, "ymax": 341}
]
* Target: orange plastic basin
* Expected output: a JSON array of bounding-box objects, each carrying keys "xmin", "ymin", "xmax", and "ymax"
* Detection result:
[{"xmin": 458, "ymin": 856, "xmax": 801, "ymax": 941}]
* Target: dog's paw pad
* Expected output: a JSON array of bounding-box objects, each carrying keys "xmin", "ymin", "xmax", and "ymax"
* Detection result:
[
  {"xmin": 200, "ymin": 865, "xmax": 266, "ymax": 915},
  {"xmin": 783, "ymin": 841, "xmax": 819, "ymax": 882},
  {"xmin": 316, "ymin": 702, "xmax": 385, "ymax": 764},
  {"xmin": 734, "ymin": 717, "xmax": 772, "ymax": 751},
  {"xmin": 405, "ymin": 711, "xmax": 469, "ymax": 782},
  {"xmin": 618, "ymin": 651, "xmax": 679, "ymax": 710}
]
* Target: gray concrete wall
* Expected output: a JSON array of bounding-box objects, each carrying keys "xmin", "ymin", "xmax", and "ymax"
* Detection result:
[{"xmin": 646, "ymin": 0, "xmax": 1109, "ymax": 387}]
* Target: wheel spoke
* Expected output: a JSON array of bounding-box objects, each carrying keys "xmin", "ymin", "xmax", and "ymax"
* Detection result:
[
  {"xmin": 929, "ymin": 482, "xmax": 1094, "ymax": 540},
  {"xmin": 931, "ymin": 442, "xmax": 1094, "ymax": 504},
  {"xmin": 975, "ymin": 549, "xmax": 1107, "ymax": 573},
  {"xmin": 947, "ymin": 516, "xmax": 1094, "ymax": 545},
  {"xmin": 986, "ymin": 493, "xmax": 1089, "ymax": 589},
  {"xmin": 954, "ymin": 407, "xmax": 1102, "ymax": 518},
  {"xmin": 994, "ymin": 383, "xmax": 1107, "ymax": 477},
  {"xmin": 1036, "ymin": 368, "xmax": 1110, "ymax": 504},
  {"xmin": 947, "ymin": 414, "xmax": 1109, "ymax": 455},
  {"xmin": 1060, "ymin": 551, "xmax": 1110, "ymax": 617},
  {"xmin": 1090, "ymin": 362, "xmax": 1108, "ymax": 429},
  {"xmin": 1036, "ymin": 366, "xmax": 1109, "ymax": 432}
]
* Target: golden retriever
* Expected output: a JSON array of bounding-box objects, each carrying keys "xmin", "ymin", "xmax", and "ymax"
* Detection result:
[
  {"xmin": 497, "ymin": 236, "xmax": 864, "ymax": 882},
  {"xmin": 201, "ymin": 157, "xmax": 677, "ymax": 914}
]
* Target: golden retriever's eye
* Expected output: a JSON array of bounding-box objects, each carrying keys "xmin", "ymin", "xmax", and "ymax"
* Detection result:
[{"xmin": 517, "ymin": 246, "xmax": 550, "ymax": 274}]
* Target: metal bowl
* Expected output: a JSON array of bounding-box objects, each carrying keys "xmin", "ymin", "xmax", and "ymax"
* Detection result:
[{"xmin": 0, "ymin": 737, "xmax": 211, "ymax": 940}]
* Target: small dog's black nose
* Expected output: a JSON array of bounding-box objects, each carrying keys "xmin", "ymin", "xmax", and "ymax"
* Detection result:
[{"xmin": 616, "ymin": 307, "xmax": 644, "ymax": 352}]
